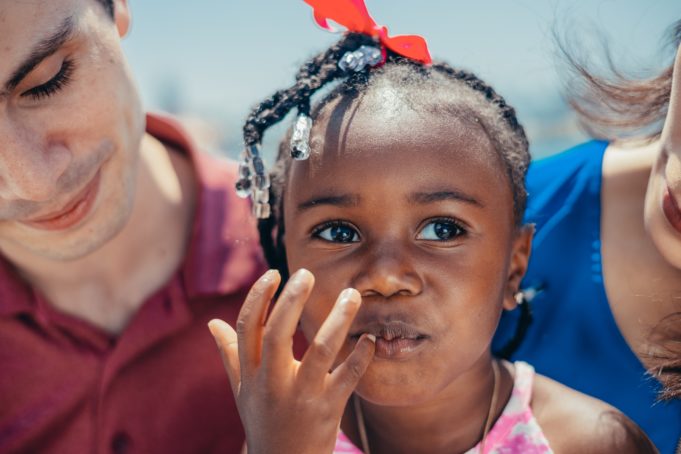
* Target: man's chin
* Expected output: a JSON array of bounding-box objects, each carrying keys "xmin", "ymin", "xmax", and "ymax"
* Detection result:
[{"xmin": 3, "ymin": 214, "xmax": 129, "ymax": 263}]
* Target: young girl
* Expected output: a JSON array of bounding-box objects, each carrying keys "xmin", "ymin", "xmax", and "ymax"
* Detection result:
[{"xmin": 208, "ymin": 1, "xmax": 653, "ymax": 452}]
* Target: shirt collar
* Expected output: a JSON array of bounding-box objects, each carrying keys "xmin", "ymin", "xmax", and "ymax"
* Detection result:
[{"xmin": 144, "ymin": 112, "xmax": 265, "ymax": 298}]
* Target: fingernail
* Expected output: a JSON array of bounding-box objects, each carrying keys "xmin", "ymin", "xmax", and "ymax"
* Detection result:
[
  {"xmin": 261, "ymin": 269, "xmax": 279, "ymax": 283},
  {"xmin": 366, "ymin": 334, "xmax": 376, "ymax": 343},
  {"xmin": 340, "ymin": 288, "xmax": 360, "ymax": 301},
  {"xmin": 292, "ymin": 268, "xmax": 312, "ymax": 284},
  {"xmin": 207, "ymin": 320, "xmax": 222, "ymax": 342}
]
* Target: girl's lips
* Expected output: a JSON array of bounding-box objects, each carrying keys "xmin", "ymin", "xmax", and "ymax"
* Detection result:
[
  {"xmin": 662, "ymin": 184, "xmax": 681, "ymax": 234},
  {"xmin": 373, "ymin": 336, "xmax": 428, "ymax": 360},
  {"xmin": 350, "ymin": 320, "xmax": 429, "ymax": 360},
  {"xmin": 22, "ymin": 171, "xmax": 101, "ymax": 231}
]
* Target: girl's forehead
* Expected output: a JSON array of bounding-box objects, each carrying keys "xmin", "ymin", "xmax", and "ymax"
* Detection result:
[
  {"xmin": 306, "ymin": 106, "xmax": 501, "ymax": 172},
  {"xmin": 285, "ymin": 109, "xmax": 513, "ymax": 211}
]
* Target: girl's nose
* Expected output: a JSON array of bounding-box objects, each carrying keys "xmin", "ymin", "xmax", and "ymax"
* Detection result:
[{"xmin": 351, "ymin": 243, "xmax": 423, "ymax": 299}]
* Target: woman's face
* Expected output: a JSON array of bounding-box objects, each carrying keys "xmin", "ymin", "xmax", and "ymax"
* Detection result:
[
  {"xmin": 283, "ymin": 101, "xmax": 531, "ymax": 406},
  {"xmin": 645, "ymin": 44, "xmax": 681, "ymax": 268}
]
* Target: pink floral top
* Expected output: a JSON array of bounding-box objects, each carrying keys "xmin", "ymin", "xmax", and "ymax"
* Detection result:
[{"xmin": 335, "ymin": 361, "xmax": 553, "ymax": 453}]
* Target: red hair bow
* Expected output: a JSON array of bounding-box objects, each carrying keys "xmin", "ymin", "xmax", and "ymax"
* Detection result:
[{"xmin": 303, "ymin": 0, "xmax": 432, "ymax": 65}]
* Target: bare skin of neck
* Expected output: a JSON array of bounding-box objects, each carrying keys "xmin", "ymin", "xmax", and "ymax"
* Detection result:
[
  {"xmin": 3, "ymin": 134, "xmax": 197, "ymax": 335},
  {"xmin": 601, "ymin": 139, "xmax": 681, "ymax": 366},
  {"xmin": 341, "ymin": 356, "xmax": 514, "ymax": 454}
]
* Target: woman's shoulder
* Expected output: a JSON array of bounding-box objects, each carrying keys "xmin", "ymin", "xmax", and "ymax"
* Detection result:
[
  {"xmin": 531, "ymin": 372, "xmax": 657, "ymax": 454},
  {"xmin": 527, "ymin": 140, "xmax": 608, "ymax": 188},
  {"xmin": 524, "ymin": 140, "xmax": 608, "ymax": 234}
]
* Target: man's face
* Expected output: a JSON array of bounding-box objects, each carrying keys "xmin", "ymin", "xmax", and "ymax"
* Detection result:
[{"xmin": 0, "ymin": 0, "xmax": 144, "ymax": 261}]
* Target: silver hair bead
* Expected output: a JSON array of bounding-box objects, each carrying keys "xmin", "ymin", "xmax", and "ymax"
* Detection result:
[
  {"xmin": 235, "ymin": 178, "xmax": 252, "ymax": 198},
  {"xmin": 253, "ymin": 202, "xmax": 271, "ymax": 219},
  {"xmin": 290, "ymin": 113, "xmax": 312, "ymax": 160},
  {"xmin": 251, "ymin": 156, "xmax": 266, "ymax": 175},
  {"xmin": 338, "ymin": 45, "xmax": 382, "ymax": 73},
  {"xmin": 254, "ymin": 174, "xmax": 270, "ymax": 191},
  {"xmin": 238, "ymin": 160, "xmax": 252, "ymax": 179},
  {"xmin": 235, "ymin": 143, "xmax": 273, "ymax": 219},
  {"xmin": 254, "ymin": 188, "xmax": 270, "ymax": 204},
  {"xmin": 245, "ymin": 144, "xmax": 261, "ymax": 159}
]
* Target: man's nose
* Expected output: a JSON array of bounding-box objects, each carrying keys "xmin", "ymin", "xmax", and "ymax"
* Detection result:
[
  {"xmin": 0, "ymin": 115, "xmax": 71, "ymax": 202},
  {"xmin": 351, "ymin": 241, "xmax": 423, "ymax": 299}
]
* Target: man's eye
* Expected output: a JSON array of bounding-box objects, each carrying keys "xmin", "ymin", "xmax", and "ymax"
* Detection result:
[
  {"xmin": 417, "ymin": 219, "xmax": 466, "ymax": 241},
  {"xmin": 313, "ymin": 222, "xmax": 360, "ymax": 243},
  {"xmin": 21, "ymin": 59, "xmax": 75, "ymax": 100}
]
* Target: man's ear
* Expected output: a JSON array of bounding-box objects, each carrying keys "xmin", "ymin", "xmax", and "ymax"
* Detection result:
[
  {"xmin": 502, "ymin": 224, "xmax": 534, "ymax": 311},
  {"xmin": 113, "ymin": 0, "xmax": 131, "ymax": 38}
]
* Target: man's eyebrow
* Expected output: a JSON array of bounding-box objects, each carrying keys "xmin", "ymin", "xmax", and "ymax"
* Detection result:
[
  {"xmin": 4, "ymin": 16, "xmax": 75, "ymax": 93},
  {"xmin": 297, "ymin": 194, "xmax": 360, "ymax": 212},
  {"xmin": 408, "ymin": 190, "xmax": 483, "ymax": 207}
]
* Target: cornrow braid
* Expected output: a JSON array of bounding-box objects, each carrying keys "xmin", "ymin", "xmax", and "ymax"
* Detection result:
[
  {"xmin": 242, "ymin": 34, "xmax": 532, "ymax": 354},
  {"xmin": 242, "ymin": 33, "xmax": 376, "ymax": 146},
  {"xmin": 429, "ymin": 62, "xmax": 529, "ymax": 217}
]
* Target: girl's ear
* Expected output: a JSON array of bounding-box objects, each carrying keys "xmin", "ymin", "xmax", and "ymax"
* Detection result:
[{"xmin": 502, "ymin": 224, "xmax": 534, "ymax": 311}]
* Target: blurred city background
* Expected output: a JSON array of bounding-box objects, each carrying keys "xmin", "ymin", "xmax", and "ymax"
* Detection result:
[{"xmin": 121, "ymin": 0, "xmax": 680, "ymax": 161}]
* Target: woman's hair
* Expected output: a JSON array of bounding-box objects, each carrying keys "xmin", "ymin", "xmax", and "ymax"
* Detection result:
[
  {"xmin": 565, "ymin": 19, "xmax": 681, "ymax": 141},
  {"xmin": 242, "ymin": 33, "xmax": 532, "ymax": 357},
  {"xmin": 647, "ymin": 313, "xmax": 681, "ymax": 401}
]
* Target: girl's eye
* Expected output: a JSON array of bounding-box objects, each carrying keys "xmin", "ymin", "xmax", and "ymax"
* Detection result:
[
  {"xmin": 21, "ymin": 59, "xmax": 75, "ymax": 100},
  {"xmin": 417, "ymin": 219, "xmax": 466, "ymax": 241},
  {"xmin": 313, "ymin": 222, "xmax": 360, "ymax": 243}
]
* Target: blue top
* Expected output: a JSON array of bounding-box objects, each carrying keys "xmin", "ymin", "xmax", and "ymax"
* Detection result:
[{"xmin": 492, "ymin": 141, "xmax": 681, "ymax": 453}]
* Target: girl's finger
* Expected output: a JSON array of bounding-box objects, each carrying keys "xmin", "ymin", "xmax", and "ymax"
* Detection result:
[
  {"xmin": 299, "ymin": 288, "xmax": 363, "ymax": 384},
  {"xmin": 329, "ymin": 333, "xmax": 376, "ymax": 401},
  {"xmin": 261, "ymin": 268, "xmax": 315, "ymax": 371},
  {"xmin": 236, "ymin": 270, "xmax": 281, "ymax": 377},
  {"xmin": 208, "ymin": 319, "xmax": 241, "ymax": 397}
]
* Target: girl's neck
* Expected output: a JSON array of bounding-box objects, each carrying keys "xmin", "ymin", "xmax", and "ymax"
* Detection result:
[{"xmin": 342, "ymin": 357, "xmax": 515, "ymax": 454}]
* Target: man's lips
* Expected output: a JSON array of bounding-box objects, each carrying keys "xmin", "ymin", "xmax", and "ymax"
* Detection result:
[
  {"xmin": 21, "ymin": 171, "xmax": 101, "ymax": 231},
  {"xmin": 350, "ymin": 321, "xmax": 429, "ymax": 360}
]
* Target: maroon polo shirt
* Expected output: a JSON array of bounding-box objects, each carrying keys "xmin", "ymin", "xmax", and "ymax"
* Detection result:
[{"xmin": 0, "ymin": 113, "xmax": 265, "ymax": 453}]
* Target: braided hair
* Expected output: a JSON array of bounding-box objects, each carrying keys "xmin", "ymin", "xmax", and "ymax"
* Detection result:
[{"xmin": 242, "ymin": 33, "xmax": 532, "ymax": 357}]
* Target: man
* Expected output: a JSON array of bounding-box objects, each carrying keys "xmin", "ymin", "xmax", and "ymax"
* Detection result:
[{"xmin": 0, "ymin": 1, "xmax": 264, "ymax": 452}]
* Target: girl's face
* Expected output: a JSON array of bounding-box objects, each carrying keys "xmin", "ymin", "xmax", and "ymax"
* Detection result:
[
  {"xmin": 646, "ymin": 43, "xmax": 681, "ymax": 267},
  {"xmin": 283, "ymin": 102, "xmax": 531, "ymax": 406}
]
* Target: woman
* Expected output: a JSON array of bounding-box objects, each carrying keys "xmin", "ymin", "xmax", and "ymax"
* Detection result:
[{"xmin": 493, "ymin": 20, "xmax": 681, "ymax": 453}]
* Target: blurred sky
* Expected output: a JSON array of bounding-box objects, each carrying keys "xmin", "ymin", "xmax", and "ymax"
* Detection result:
[{"xmin": 121, "ymin": 0, "xmax": 680, "ymax": 160}]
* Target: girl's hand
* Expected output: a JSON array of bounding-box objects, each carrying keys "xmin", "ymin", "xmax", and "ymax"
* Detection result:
[{"xmin": 208, "ymin": 269, "xmax": 376, "ymax": 454}]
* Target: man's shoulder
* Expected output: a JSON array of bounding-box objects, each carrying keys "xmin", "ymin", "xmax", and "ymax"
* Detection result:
[{"xmin": 532, "ymin": 373, "xmax": 656, "ymax": 453}]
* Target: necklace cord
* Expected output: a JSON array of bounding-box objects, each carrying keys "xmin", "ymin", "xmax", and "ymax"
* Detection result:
[{"xmin": 353, "ymin": 359, "xmax": 501, "ymax": 454}]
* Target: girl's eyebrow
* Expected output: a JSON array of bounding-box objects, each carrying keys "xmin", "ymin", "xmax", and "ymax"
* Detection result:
[
  {"xmin": 407, "ymin": 190, "xmax": 483, "ymax": 207},
  {"xmin": 297, "ymin": 193, "xmax": 360, "ymax": 212}
]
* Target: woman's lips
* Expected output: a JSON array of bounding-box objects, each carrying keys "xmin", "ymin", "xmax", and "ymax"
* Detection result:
[
  {"xmin": 21, "ymin": 171, "xmax": 101, "ymax": 231},
  {"xmin": 351, "ymin": 321, "xmax": 429, "ymax": 360},
  {"xmin": 662, "ymin": 184, "xmax": 681, "ymax": 234}
]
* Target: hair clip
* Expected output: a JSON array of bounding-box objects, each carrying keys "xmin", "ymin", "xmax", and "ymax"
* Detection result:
[
  {"xmin": 338, "ymin": 45, "xmax": 383, "ymax": 73},
  {"xmin": 235, "ymin": 144, "xmax": 272, "ymax": 219},
  {"xmin": 290, "ymin": 112, "xmax": 313, "ymax": 160}
]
